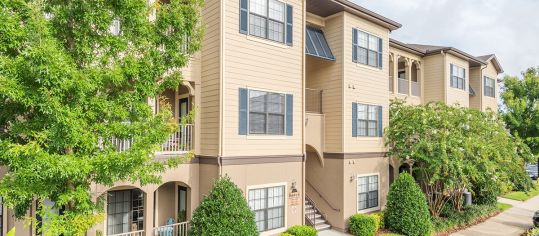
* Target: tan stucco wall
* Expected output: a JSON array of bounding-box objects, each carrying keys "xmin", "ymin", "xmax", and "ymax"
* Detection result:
[
  {"xmin": 223, "ymin": 162, "xmax": 304, "ymax": 235},
  {"xmin": 343, "ymin": 12, "xmax": 389, "ymax": 153}
]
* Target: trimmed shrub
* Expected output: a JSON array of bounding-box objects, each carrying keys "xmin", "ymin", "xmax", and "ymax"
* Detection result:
[
  {"xmin": 432, "ymin": 204, "xmax": 499, "ymax": 232},
  {"xmin": 348, "ymin": 214, "xmax": 377, "ymax": 236},
  {"xmin": 284, "ymin": 225, "xmax": 317, "ymax": 236},
  {"xmin": 384, "ymin": 173, "xmax": 432, "ymax": 236},
  {"xmin": 279, "ymin": 233, "xmax": 294, "ymax": 236},
  {"xmin": 189, "ymin": 176, "xmax": 258, "ymax": 236},
  {"xmin": 371, "ymin": 212, "xmax": 384, "ymax": 230}
]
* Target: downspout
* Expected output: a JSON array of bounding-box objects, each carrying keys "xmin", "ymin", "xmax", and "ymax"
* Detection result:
[
  {"xmin": 301, "ymin": 0, "xmax": 307, "ymax": 225},
  {"xmin": 218, "ymin": 0, "xmax": 225, "ymax": 176}
]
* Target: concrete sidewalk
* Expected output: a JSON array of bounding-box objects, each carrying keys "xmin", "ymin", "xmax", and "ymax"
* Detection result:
[{"xmin": 451, "ymin": 195, "xmax": 539, "ymax": 236}]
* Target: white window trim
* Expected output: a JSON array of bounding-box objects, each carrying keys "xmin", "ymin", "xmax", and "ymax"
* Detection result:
[
  {"xmin": 483, "ymin": 76, "xmax": 496, "ymax": 98},
  {"xmin": 353, "ymin": 28, "xmax": 383, "ymax": 70},
  {"xmin": 354, "ymin": 102, "xmax": 382, "ymax": 139},
  {"xmin": 246, "ymin": 0, "xmax": 289, "ymax": 45},
  {"xmin": 356, "ymin": 173, "xmax": 381, "ymax": 213},
  {"xmin": 245, "ymin": 87, "xmax": 291, "ymax": 139},
  {"xmin": 246, "ymin": 182, "xmax": 288, "ymax": 236},
  {"xmin": 449, "ymin": 63, "xmax": 467, "ymax": 91}
]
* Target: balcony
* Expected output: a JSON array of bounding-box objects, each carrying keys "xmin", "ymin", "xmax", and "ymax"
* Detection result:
[
  {"xmin": 153, "ymin": 222, "xmax": 190, "ymax": 236},
  {"xmin": 306, "ymin": 88, "xmax": 323, "ymax": 114},
  {"xmin": 110, "ymin": 231, "xmax": 144, "ymax": 236},
  {"xmin": 411, "ymin": 81, "xmax": 420, "ymax": 97},
  {"xmin": 398, "ymin": 79, "xmax": 408, "ymax": 94},
  {"xmin": 109, "ymin": 124, "xmax": 194, "ymax": 155}
]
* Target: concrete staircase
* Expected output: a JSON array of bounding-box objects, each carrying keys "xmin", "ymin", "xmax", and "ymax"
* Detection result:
[{"xmin": 305, "ymin": 196, "xmax": 331, "ymax": 231}]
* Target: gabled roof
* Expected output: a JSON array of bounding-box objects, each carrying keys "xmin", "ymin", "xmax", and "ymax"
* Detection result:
[
  {"xmin": 399, "ymin": 43, "xmax": 485, "ymax": 67},
  {"xmin": 389, "ymin": 39, "xmax": 425, "ymax": 56},
  {"xmin": 307, "ymin": 0, "xmax": 402, "ymax": 31},
  {"xmin": 477, "ymin": 54, "xmax": 504, "ymax": 74}
]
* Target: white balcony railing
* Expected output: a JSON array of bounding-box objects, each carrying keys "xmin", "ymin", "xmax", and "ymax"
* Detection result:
[
  {"xmin": 153, "ymin": 222, "xmax": 190, "ymax": 236},
  {"xmin": 105, "ymin": 124, "xmax": 194, "ymax": 154},
  {"xmin": 398, "ymin": 79, "xmax": 408, "ymax": 94},
  {"xmin": 109, "ymin": 230, "xmax": 145, "ymax": 236},
  {"xmin": 411, "ymin": 81, "xmax": 420, "ymax": 97}
]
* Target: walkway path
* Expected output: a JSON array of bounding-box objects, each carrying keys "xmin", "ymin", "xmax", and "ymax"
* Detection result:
[{"xmin": 451, "ymin": 195, "xmax": 539, "ymax": 236}]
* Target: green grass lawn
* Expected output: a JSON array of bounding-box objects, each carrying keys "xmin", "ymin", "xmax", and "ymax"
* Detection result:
[
  {"xmin": 502, "ymin": 183, "xmax": 539, "ymax": 201},
  {"xmin": 496, "ymin": 202, "xmax": 513, "ymax": 211}
]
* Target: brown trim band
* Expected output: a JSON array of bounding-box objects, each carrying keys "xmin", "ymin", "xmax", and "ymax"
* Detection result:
[
  {"xmin": 324, "ymin": 152, "xmax": 387, "ymax": 159},
  {"xmin": 196, "ymin": 155, "xmax": 220, "ymax": 165},
  {"xmin": 221, "ymin": 155, "xmax": 303, "ymax": 166}
]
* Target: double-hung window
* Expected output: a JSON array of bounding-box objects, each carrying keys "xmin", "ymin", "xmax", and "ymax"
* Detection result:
[
  {"xmin": 450, "ymin": 64, "xmax": 466, "ymax": 90},
  {"xmin": 357, "ymin": 175, "xmax": 379, "ymax": 211},
  {"xmin": 354, "ymin": 104, "xmax": 382, "ymax": 137},
  {"xmin": 242, "ymin": 0, "xmax": 291, "ymax": 44},
  {"xmin": 352, "ymin": 29, "xmax": 383, "ymax": 68},
  {"xmin": 249, "ymin": 90, "xmax": 286, "ymax": 135},
  {"xmin": 248, "ymin": 186, "xmax": 285, "ymax": 232},
  {"xmin": 484, "ymin": 76, "xmax": 495, "ymax": 97}
]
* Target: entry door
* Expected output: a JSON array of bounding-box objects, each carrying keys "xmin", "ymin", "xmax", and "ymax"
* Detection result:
[
  {"xmin": 178, "ymin": 186, "xmax": 188, "ymax": 222},
  {"xmin": 179, "ymin": 98, "xmax": 189, "ymax": 121}
]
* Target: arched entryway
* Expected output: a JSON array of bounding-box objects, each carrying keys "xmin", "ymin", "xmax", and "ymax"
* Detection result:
[
  {"xmin": 154, "ymin": 182, "xmax": 192, "ymax": 227},
  {"xmin": 104, "ymin": 186, "xmax": 146, "ymax": 235}
]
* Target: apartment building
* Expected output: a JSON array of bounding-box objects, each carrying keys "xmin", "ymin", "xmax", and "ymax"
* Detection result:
[{"xmin": 0, "ymin": 0, "xmax": 504, "ymax": 235}]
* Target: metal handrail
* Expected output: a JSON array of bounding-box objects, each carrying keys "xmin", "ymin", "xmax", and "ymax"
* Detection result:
[
  {"xmin": 305, "ymin": 180, "xmax": 340, "ymax": 212},
  {"xmin": 305, "ymin": 194, "xmax": 318, "ymax": 227},
  {"xmin": 109, "ymin": 230, "xmax": 144, "ymax": 236}
]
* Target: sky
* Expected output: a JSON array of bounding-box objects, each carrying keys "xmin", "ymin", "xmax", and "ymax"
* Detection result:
[{"xmin": 354, "ymin": 0, "xmax": 539, "ymax": 77}]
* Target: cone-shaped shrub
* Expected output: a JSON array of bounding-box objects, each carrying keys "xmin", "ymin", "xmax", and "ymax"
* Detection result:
[
  {"xmin": 189, "ymin": 176, "xmax": 258, "ymax": 236},
  {"xmin": 384, "ymin": 173, "xmax": 432, "ymax": 236}
]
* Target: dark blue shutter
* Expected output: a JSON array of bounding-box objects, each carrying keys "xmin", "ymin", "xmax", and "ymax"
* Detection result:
[
  {"xmin": 286, "ymin": 5, "xmax": 293, "ymax": 46},
  {"xmin": 352, "ymin": 29, "xmax": 358, "ymax": 63},
  {"xmin": 286, "ymin": 94, "xmax": 293, "ymax": 136},
  {"xmin": 463, "ymin": 68, "xmax": 466, "ymax": 90},
  {"xmin": 377, "ymin": 106, "xmax": 383, "ymax": 137},
  {"xmin": 239, "ymin": 0, "xmax": 248, "ymax": 34},
  {"xmin": 239, "ymin": 88, "xmax": 248, "ymax": 135},
  {"xmin": 378, "ymin": 38, "xmax": 383, "ymax": 69},
  {"xmin": 352, "ymin": 103, "xmax": 358, "ymax": 137}
]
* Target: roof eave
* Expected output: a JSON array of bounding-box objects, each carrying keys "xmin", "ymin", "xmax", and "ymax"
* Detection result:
[{"xmin": 332, "ymin": 0, "xmax": 402, "ymax": 31}]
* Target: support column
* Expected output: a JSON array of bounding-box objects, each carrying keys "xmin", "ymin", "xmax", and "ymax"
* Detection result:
[
  {"xmin": 407, "ymin": 59, "xmax": 412, "ymax": 96},
  {"xmin": 393, "ymin": 55, "xmax": 399, "ymax": 94},
  {"xmin": 145, "ymin": 187, "xmax": 156, "ymax": 236}
]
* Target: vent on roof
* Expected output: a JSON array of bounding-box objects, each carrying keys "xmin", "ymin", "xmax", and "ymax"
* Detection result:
[
  {"xmin": 469, "ymin": 85, "xmax": 476, "ymax": 96},
  {"xmin": 305, "ymin": 27, "xmax": 335, "ymax": 61}
]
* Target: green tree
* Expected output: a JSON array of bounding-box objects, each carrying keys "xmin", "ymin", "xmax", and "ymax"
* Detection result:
[
  {"xmin": 502, "ymin": 67, "xmax": 539, "ymax": 173},
  {"xmin": 385, "ymin": 100, "xmax": 533, "ymax": 217},
  {"xmin": 384, "ymin": 173, "xmax": 432, "ymax": 236},
  {"xmin": 0, "ymin": 0, "xmax": 203, "ymax": 234},
  {"xmin": 189, "ymin": 176, "xmax": 258, "ymax": 236}
]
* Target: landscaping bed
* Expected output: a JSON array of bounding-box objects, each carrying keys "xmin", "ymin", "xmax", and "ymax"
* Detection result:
[{"xmin": 432, "ymin": 203, "xmax": 511, "ymax": 235}]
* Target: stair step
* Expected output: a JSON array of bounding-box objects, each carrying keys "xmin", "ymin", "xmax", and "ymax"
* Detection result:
[{"xmin": 315, "ymin": 223, "xmax": 331, "ymax": 231}]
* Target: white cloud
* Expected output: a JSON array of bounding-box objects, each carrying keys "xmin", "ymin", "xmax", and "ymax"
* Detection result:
[{"xmin": 353, "ymin": 0, "xmax": 539, "ymax": 77}]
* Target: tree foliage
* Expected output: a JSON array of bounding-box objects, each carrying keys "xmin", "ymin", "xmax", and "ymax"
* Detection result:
[
  {"xmin": 384, "ymin": 173, "xmax": 432, "ymax": 236},
  {"xmin": 502, "ymin": 67, "xmax": 539, "ymax": 179},
  {"xmin": 189, "ymin": 176, "xmax": 258, "ymax": 236},
  {"xmin": 385, "ymin": 100, "xmax": 533, "ymax": 217},
  {"xmin": 0, "ymin": 0, "xmax": 203, "ymax": 234}
]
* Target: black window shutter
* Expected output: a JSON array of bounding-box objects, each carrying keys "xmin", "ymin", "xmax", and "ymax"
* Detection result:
[
  {"xmin": 239, "ymin": 88, "xmax": 248, "ymax": 135},
  {"xmin": 378, "ymin": 38, "xmax": 383, "ymax": 69},
  {"xmin": 286, "ymin": 4, "xmax": 293, "ymax": 46},
  {"xmin": 286, "ymin": 94, "xmax": 293, "ymax": 136},
  {"xmin": 352, "ymin": 103, "xmax": 358, "ymax": 137},
  {"xmin": 240, "ymin": 0, "xmax": 248, "ymax": 34},
  {"xmin": 352, "ymin": 29, "xmax": 358, "ymax": 63}
]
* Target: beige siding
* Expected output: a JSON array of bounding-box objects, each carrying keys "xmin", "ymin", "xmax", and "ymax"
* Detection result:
[
  {"xmin": 182, "ymin": 52, "xmax": 202, "ymax": 83},
  {"xmin": 343, "ymin": 12, "xmax": 389, "ymax": 153},
  {"xmin": 423, "ymin": 54, "xmax": 445, "ymax": 103},
  {"xmin": 445, "ymin": 53, "xmax": 470, "ymax": 107},
  {"xmin": 199, "ymin": 0, "xmax": 222, "ymax": 156},
  {"xmin": 482, "ymin": 61, "xmax": 499, "ymax": 112},
  {"xmin": 469, "ymin": 67, "xmax": 481, "ymax": 109},
  {"xmin": 221, "ymin": 0, "xmax": 304, "ymax": 156},
  {"xmin": 306, "ymin": 14, "xmax": 344, "ymax": 153}
]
